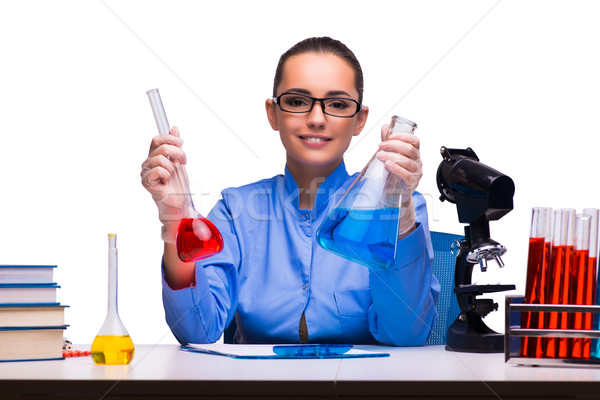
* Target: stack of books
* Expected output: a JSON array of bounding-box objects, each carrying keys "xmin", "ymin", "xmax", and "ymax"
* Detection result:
[{"xmin": 0, "ymin": 265, "xmax": 68, "ymax": 362}]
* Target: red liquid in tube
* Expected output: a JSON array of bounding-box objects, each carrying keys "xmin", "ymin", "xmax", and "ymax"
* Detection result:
[
  {"xmin": 176, "ymin": 218, "xmax": 224, "ymax": 263},
  {"xmin": 558, "ymin": 244, "xmax": 575, "ymax": 358},
  {"xmin": 545, "ymin": 244, "xmax": 573, "ymax": 358},
  {"xmin": 522, "ymin": 237, "xmax": 550, "ymax": 358},
  {"xmin": 569, "ymin": 249, "xmax": 589, "ymax": 358},
  {"xmin": 582, "ymin": 256, "xmax": 596, "ymax": 359}
]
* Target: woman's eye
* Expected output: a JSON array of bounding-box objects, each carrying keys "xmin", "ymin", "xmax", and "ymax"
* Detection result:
[
  {"xmin": 326, "ymin": 99, "xmax": 350, "ymax": 110},
  {"xmin": 284, "ymin": 96, "xmax": 310, "ymax": 108}
]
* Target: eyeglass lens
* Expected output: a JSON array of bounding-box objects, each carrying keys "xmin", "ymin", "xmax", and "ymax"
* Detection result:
[{"xmin": 279, "ymin": 93, "xmax": 359, "ymax": 117}]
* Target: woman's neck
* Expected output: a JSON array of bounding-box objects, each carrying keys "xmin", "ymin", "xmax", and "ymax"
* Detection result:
[{"xmin": 286, "ymin": 157, "xmax": 342, "ymax": 210}]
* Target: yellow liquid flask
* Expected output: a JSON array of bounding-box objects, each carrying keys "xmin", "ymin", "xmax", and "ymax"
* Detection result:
[
  {"xmin": 146, "ymin": 88, "xmax": 224, "ymax": 263},
  {"xmin": 91, "ymin": 234, "xmax": 134, "ymax": 365},
  {"xmin": 316, "ymin": 116, "xmax": 417, "ymax": 270}
]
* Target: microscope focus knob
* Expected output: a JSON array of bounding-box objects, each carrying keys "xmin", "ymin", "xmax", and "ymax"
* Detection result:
[{"xmin": 450, "ymin": 240, "xmax": 462, "ymax": 257}]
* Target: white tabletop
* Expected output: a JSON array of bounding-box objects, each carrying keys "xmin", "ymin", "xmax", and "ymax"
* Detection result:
[{"xmin": 3, "ymin": 344, "xmax": 600, "ymax": 398}]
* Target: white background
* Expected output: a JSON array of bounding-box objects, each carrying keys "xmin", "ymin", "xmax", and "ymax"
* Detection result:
[{"xmin": 1, "ymin": 0, "xmax": 599, "ymax": 345}]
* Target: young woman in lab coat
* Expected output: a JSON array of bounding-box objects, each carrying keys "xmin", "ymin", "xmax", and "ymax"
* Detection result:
[{"xmin": 141, "ymin": 37, "xmax": 439, "ymax": 345}]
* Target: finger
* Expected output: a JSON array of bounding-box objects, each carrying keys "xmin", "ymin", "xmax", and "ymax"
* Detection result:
[
  {"xmin": 141, "ymin": 164, "xmax": 171, "ymax": 187},
  {"xmin": 378, "ymin": 150, "xmax": 421, "ymax": 173},
  {"xmin": 383, "ymin": 160, "xmax": 423, "ymax": 191},
  {"xmin": 170, "ymin": 126, "xmax": 180, "ymax": 138},
  {"xmin": 380, "ymin": 124, "xmax": 390, "ymax": 142},
  {"xmin": 141, "ymin": 166, "xmax": 172, "ymax": 197},
  {"xmin": 141, "ymin": 154, "xmax": 176, "ymax": 175},
  {"xmin": 149, "ymin": 133, "xmax": 183, "ymax": 153},
  {"xmin": 383, "ymin": 132, "xmax": 420, "ymax": 149},
  {"xmin": 148, "ymin": 143, "xmax": 187, "ymax": 165},
  {"xmin": 383, "ymin": 160, "xmax": 412, "ymax": 183},
  {"xmin": 378, "ymin": 140, "xmax": 421, "ymax": 162}
]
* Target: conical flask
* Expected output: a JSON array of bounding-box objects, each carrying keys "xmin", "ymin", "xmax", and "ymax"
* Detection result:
[
  {"xmin": 91, "ymin": 234, "xmax": 134, "ymax": 365},
  {"xmin": 147, "ymin": 89, "xmax": 224, "ymax": 262},
  {"xmin": 316, "ymin": 115, "xmax": 417, "ymax": 270}
]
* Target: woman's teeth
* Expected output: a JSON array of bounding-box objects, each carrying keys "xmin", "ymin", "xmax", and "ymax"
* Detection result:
[{"xmin": 304, "ymin": 137, "xmax": 327, "ymax": 143}]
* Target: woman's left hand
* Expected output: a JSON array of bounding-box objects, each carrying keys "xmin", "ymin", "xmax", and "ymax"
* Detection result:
[
  {"xmin": 376, "ymin": 124, "xmax": 423, "ymax": 196},
  {"xmin": 376, "ymin": 124, "xmax": 423, "ymax": 238}
]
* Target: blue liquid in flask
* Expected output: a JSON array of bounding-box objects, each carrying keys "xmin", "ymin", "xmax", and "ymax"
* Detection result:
[{"xmin": 316, "ymin": 207, "xmax": 400, "ymax": 270}]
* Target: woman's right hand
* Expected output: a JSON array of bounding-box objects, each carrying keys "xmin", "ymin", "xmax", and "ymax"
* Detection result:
[{"xmin": 141, "ymin": 126, "xmax": 188, "ymax": 243}]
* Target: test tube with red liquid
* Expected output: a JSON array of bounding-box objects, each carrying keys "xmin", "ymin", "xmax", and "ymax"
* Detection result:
[
  {"xmin": 147, "ymin": 89, "xmax": 223, "ymax": 262},
  {"xmin": 522, "ymin": 207, "xmax": 552, "ymax": 358},
  {"xmin": 569, "ymin": 214, "xmax": 592, "ymax": 359},
  {"xmin": 544, "ymin": 208, "xmax": 575, "ymax": 358},
  {"xmin": 583, "ymin": 208, "xmax": 599, "ymax": 359}
]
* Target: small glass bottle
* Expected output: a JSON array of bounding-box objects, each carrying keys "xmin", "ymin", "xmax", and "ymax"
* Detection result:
[
  {"xmin": 91, "ymin": 234, "xmax": 134, "ymax": 365},
  {"xmin": 316, "ymin": 115, "xmax": 417, "ymax": 270}
]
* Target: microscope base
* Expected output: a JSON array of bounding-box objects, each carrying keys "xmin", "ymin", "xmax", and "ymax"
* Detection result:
[{"xmin": 445, "ymin": 318, "xmax": 504, "ymax": 353}]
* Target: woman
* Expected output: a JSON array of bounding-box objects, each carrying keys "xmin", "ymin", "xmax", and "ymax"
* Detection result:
[{"xmin": 141, "ymin": 37, "xmax": 440, "ymax": 345}]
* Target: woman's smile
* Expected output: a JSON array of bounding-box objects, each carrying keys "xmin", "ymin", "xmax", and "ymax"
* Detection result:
[{"xmin": 298, "ymin": 134, "xmax": 332, "ymax": 147}]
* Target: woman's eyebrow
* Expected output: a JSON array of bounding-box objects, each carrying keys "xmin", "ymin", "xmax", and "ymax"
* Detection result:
[
  {"xmin": 286, "ymin": 88, "xmax": 353, "ymax": 98},
  {"xmin": 325, "ymin": 90, "xmax": 352, "ymax": 97},
  {"xmin": 286, "ymin": 88, "xmax": 311, "ymax": 95}
]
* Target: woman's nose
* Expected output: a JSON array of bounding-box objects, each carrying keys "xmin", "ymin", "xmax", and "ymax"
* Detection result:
[{"xmin": 306, "ymin": 101, "xmax": 326, "ymax": 129}]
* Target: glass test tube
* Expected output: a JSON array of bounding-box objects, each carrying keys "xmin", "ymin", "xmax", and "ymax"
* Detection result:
[
  {"xmin": 569, "ymin": 214, "xmax": 592, "ymax": 359},
  {"xmin": 522, "ymin": 207, "xmax": 552, "ymax": 358},
  {"xmin": 544, "ymin": 208, "xmax": 575, "ymax": 358},
  {"xmin": 583, "ymin": 209, "xmax": 600, "ymax": 359}
]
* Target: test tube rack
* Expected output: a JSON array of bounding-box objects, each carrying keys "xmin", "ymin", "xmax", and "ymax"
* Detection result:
[{"xmin": 505, "ymin": 295, "xmax": 600, "ymax": 367}]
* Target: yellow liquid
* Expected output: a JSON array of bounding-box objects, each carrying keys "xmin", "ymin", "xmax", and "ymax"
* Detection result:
[{"xmin": 91, "ymin": 335, "xmax": 134, "ymax": 365}]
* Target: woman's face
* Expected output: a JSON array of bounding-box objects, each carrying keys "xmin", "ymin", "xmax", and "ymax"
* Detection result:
[{"xmin": 266, "ymin": 52, "xmax": 368, "ymax": 173}]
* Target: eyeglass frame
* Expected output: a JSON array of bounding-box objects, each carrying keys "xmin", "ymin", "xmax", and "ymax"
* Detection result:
[{"xmin": 272, "ymin": 92, "xmax": 364, "ymax": 118}]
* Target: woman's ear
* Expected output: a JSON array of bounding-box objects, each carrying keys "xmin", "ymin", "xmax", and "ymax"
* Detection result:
[
  {"xmin": 353, "ymin": 105, "xmax": 369, "ymax": 136},
  {"xmin": 265, "ymin": 98, "xmax": 279, "ymax": 131}
]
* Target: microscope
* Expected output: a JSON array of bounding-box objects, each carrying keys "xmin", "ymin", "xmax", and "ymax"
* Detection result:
[{"xmin": 436, "ymin": 147, "xmax": 516, "ymax": 353}]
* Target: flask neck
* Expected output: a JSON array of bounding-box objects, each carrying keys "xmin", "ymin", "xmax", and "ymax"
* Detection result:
[
  {"xmin": 388, "ymin": 115, "xmax": 417, "ymax": 137},
  {"xmin": 173, "ymin": 163, "xmax": 198, "ymax": 216},
  {"xmin": 94, "ymin": 233, "xmax": 130, "ymax": 338},
  {"xmin": 107, "ymin": 243, "xmax": 119, "ymax": 316}
]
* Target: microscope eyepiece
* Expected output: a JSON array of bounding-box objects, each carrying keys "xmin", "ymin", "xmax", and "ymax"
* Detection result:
[{"xmin": 437, "ymin": 146, "xmax": 515, "ymax": 224}]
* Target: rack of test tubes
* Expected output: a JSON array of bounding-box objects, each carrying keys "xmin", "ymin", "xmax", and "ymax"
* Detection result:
[{"xmin": 505, "ymin": 296, "xmax": 600, "ymax": 366}]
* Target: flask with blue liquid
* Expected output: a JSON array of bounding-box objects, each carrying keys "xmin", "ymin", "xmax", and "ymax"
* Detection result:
[{"xmin": 316, "ymin": 115, "xmax": 417, "ymax": 270}]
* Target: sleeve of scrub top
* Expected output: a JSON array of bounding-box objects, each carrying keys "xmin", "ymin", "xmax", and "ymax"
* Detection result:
[
  {"xmin": 161, "ymin": 198, "xmax": 240, "ymax": 345},
  {"xmin": 367, "ymin": 192, "xmax": 440, "ymax": 346}
]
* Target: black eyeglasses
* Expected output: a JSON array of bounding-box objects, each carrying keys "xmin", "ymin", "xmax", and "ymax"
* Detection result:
[{"xmin": 272, "ymin": 92, "xmax": 363, "ymax": 118}]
